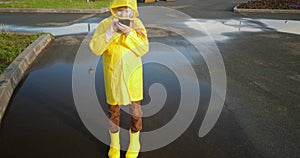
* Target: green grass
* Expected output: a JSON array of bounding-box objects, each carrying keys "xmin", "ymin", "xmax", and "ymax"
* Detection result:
[
  {"xmin": 0, "ymin": 0, "xmax": 110, "ymax": 9},
  {"xmin": 0, "ymin": 32, "xmax": 40, "ymax": 74}
]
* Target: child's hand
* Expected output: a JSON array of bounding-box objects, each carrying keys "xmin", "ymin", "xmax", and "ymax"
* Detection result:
[
  {"xmin": 117, "ymin": 22, "xmax": 131, "ymax": 35},
  {"xmin": 111, "ymin": 18, "xmax": 119, "ymax": 32},
  {"xmin": 106, "ymin": 18, "xmax": 120, "ymax": 42}
]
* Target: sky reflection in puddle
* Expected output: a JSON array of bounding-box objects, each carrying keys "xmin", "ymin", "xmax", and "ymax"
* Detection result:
[
  {"xmin": 1, "ymin": 18, "xmax": 299, "ymax": 41},
  {"xmin": 188, "ymin": 18, "xmax": 300, "ymax": 41}
]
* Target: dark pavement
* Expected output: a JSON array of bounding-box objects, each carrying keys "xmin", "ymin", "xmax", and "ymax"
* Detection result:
[{"xmin": 0, "ymin": 0, "xmax": 299, "ymax": 158}]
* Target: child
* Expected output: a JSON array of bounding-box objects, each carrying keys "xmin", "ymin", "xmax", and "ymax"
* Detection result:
[{"xmin": 89, "ymin": 0, "xmax": 149, "ymax": 157}]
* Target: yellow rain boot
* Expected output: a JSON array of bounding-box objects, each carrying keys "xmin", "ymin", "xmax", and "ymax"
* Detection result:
[
  {"xmin": 125, "ymin": 130, "xmax": 141, "ymax": 158},
  {"xmin": 108, "ymin": 130, "xmax": 120, "ymax": 158}
]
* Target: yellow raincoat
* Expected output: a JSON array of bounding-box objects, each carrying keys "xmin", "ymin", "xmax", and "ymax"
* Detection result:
[{"xmin": 90, "ymin": 0, "xmax": 149, "ymax": 105}]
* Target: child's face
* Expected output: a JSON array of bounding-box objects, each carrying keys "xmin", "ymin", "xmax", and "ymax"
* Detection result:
[{"xmin": 115, "ymin": 7, "xmax": 133, "ymax": 18}]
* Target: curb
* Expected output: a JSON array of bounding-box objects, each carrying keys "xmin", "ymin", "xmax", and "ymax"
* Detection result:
[
  {"xmin": 233, "ymin": 5, "xmax": 300, "ymax": 14},
  {"xmin": 0, "ymin": 7, "xmax": 109, "ymax": 14},
  {"xmin": 0, "ymin": 34, "xmax": 52, "ymax": 123}
]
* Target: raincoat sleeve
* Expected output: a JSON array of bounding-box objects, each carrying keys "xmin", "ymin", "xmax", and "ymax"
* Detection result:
[
  {"xmin": 90, "ymin": 19, "xmax": 119, "ymax": 56},
  {"xmin": 124, "ymin": 18, "xmax": 149, "ymax": 57}
]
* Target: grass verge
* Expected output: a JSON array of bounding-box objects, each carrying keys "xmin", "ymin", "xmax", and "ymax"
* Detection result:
[
  {"xmin": 238, "ymin": 0, "xmax": 300, "ymax": 9},
  {"xmin": 0, "ymin": 32, "xmax": 40, "ymax": 74},
  {"xmin": 0, "ymin": 0, "xmax": 110, "ymax": 9}
]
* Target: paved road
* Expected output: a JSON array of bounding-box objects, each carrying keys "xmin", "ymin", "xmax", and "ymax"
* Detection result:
[{"xmin": 0, "ymin": 0, "xmax": 299, "ymax": 158}]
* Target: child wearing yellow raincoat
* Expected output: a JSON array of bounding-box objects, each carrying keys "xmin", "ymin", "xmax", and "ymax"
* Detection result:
[{"xmin": 89, "ymin": 0, "xmax": 149, "ymax": 157}]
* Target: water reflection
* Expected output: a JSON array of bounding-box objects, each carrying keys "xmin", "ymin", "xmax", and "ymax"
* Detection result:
[
  {"xmin": 188, "ymin": 18, "xmax": 300, "ymax": 41},
  {"xmin": 2, "ymin": 23, "xmax": 99, "ymax": 36},
  {"xmin": 1, "ymin": 17, "xmax": 299, "ymax": 39}
]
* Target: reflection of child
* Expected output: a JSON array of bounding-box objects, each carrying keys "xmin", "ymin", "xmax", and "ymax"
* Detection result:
[{"xmin": 89, "ymin": 0, "xmax": 149, "ymax": 158}]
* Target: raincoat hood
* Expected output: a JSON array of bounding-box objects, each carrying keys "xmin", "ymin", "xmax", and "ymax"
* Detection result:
[{"xmin": 110, "ymin": 0, "xmax": 139, "ymax": 20}]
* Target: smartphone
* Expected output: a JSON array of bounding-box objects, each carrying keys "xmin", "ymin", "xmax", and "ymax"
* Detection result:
[{"xmin": 119, "ymin": 19, "xmax": 131, "ymax": 27}]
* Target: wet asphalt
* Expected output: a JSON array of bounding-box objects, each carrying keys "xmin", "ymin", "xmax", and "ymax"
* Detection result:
[{"xmin": 0, "ymin": 0, "xmax": 300, "ymax": 158}]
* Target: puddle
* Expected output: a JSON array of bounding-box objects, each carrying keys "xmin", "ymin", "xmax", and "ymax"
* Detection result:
[
  {"xmin": 1, "ymin": 17, "xmax": 299, "ymax": 39},
  {"xmin": 1, "ymin": 10, "xmax": 298, "ymax": 158},
  {"xmin": 188, "ymin": 18, "xmax": 300, "ymax": 41},
  {"xmin": 258, "ymin": 19, "xmax": 300, "ymax": 36},
  {"xmin": 2, "ymin": 23, "xmax": 99, "ymax": 36}
]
